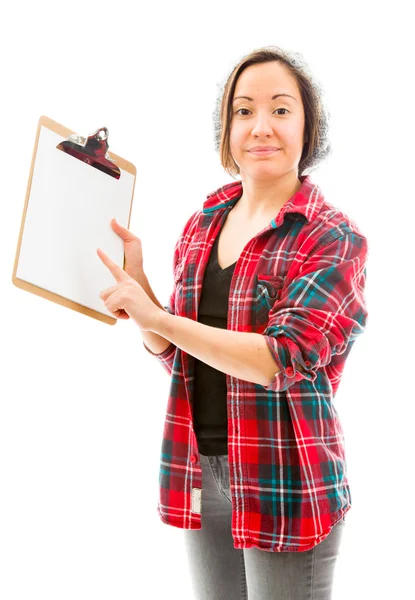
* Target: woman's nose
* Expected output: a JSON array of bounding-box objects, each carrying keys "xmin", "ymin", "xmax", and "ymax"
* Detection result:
[{"xmin": 250, "ymin": 114, "xmax": 274, "ymax": 135}]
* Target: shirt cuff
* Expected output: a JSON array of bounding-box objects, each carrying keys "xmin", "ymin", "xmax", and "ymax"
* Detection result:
[
  {"xmin": 142, "ymin": 340, "xmax": 176, "ymax": 359},
  {"xmin": 262, "ymin": 334, "xmax": 317, "ymax": 392}
]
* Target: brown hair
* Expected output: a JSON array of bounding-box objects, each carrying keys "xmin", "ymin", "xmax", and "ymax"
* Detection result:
[{"xmin": 212, "ymin": 45, "xmax": 332, "ymax": 179}]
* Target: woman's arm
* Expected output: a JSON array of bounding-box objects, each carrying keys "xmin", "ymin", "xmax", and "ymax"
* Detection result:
[{"xmin": 137, "ymin": 271, "xmax": 173, "ymax": 355}]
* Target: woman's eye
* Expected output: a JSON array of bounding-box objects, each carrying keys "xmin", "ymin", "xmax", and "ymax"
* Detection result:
[{"xmin": 235, "ymin": 108, "xmax": 289, "ymax": 116}]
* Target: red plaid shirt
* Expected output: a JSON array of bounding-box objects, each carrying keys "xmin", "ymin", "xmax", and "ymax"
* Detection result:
[{"xmin": 143, "ymin": 174, "xmax": 369, "ymax": 552}]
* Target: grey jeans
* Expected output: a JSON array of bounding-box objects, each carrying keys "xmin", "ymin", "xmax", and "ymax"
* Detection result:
[{"xmin": 183, "ymin": 453, "xmax": 346, "ymax": 600}]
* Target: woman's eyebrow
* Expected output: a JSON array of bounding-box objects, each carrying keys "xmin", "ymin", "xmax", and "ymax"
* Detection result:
[{"xmin": 233, "ymin": 94, "xmax": 297, "ymax": 103}]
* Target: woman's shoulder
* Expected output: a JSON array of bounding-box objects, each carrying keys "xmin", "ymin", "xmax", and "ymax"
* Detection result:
[{"xmin": 315, "ymin": 197, "xmax": 368, "ymax": 242}]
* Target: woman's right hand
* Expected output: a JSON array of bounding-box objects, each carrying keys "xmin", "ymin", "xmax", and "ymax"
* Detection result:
[{"xmin": 110, "ymin": 218, "xmax": 145, "ymax": 282}]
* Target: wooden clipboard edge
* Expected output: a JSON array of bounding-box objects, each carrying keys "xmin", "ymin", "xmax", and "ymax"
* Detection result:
[
  {"xmin": 12, "ymin": 276, "xmax": 116, "ymax": 325},
  {"xmin": 11, "ymin": 115, "xmax": 136, "ymax": 326}
]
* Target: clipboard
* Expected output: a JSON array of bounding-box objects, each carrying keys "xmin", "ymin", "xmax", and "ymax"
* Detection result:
[{"xmin": 12, "ymin": 115, "xmax": 137, "ymax": 325}]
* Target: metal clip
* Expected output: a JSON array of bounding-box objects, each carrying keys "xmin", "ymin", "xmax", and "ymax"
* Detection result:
[{"xmin": 56, "ymin": 126, "xmax": 121, "ymax": 179}]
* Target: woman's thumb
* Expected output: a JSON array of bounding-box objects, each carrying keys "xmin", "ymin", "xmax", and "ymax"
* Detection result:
[{"xmin": 111, "ymin": 218, "xmax": 139, "ymax": 242}]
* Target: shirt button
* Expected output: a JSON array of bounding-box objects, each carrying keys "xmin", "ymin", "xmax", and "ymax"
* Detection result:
[
  {"xmin": 190, "ymin": 455, "xmax": 197, "ymax": 463},
  {"xmin": 286, "ymin": 367, "xmax": 294, "ymax": 377},
  {"xmin": 305, "ymin": 361, "xmax": 311, "ymax": 367}
]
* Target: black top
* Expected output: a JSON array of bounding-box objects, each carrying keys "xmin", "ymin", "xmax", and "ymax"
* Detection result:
[{"xmin": 192, "ymin": 215, "xmax": 236, "ymax": 456}]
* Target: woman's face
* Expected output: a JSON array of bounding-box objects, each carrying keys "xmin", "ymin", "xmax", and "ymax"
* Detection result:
[{"xmin": 229, "ymin": 61, "xmax": 307, "ymax": 181}]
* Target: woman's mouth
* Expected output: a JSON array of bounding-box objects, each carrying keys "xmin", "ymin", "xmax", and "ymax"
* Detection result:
[{"xmin": 248, "ymin": 149, "xmax": 281, "ymax": 156}]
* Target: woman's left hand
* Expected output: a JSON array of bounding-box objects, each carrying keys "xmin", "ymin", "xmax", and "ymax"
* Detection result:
[{"xmin": 97, "ymin": 247, "xmax": 162, "ymax": 331}]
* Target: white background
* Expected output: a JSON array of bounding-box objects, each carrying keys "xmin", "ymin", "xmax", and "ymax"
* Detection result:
[{"xmin": 1, "ymin": 1, "xmax": 413, "ymax": 598}]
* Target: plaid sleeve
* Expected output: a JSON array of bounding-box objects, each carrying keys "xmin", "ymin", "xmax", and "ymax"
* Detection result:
[
  {"xmin": 142, "ymin": 240, "xmax": 181, "ymax": 375},
  {"xmin": 142, "ymin": 210, "xmax": 199, "ymax": 375},
  {"xmin": 261, "ymin": 231, "xmax": 369, "ymax": 392}
]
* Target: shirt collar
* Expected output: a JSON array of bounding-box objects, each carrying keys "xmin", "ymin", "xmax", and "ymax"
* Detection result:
[{"xmin": 202, "ymin": 174, "xmax": 324, "ymax": 226}]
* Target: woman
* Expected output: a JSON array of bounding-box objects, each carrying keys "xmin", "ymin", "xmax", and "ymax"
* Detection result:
[{"xmin": 99, "ymin": 45, "xmax": 369, "ymax": 600}]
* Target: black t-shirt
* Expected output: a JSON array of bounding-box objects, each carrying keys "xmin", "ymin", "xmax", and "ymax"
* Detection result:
[{"xmin": 192, "ymin": 221, "xmax": 236, "ymax": 456}]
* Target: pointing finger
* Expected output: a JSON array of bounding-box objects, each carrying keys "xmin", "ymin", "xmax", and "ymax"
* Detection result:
[{"xmin": 97, "ymin": 248, "xmax": 129, "ymax": 282}]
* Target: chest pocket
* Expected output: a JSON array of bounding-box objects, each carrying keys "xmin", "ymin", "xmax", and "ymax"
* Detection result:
[{"xmin": 253, "ymin": 273, "xmax": 285, "ymax": 330}]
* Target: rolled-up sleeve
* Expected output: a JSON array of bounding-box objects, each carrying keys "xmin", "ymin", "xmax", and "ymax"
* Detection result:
[
  {"xmin": 142, "ymin": 209, "xmax": 199, "ymax": 376},
  {"xmin": 142, "ymin": 337, "xmax": 176, "ymax": 375},
  {"xmin": 261, "ymin": 231, "xmax": 369, "ymax": 392},
  {"xmin": 142, "ymin": 255, "xmax": 179, "ymax": 376}
]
